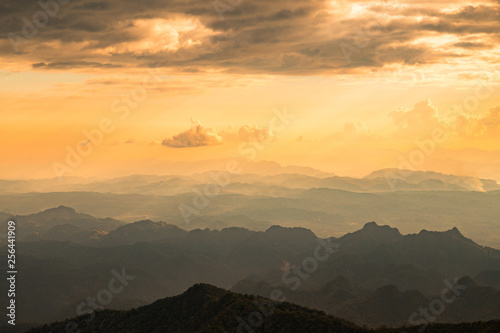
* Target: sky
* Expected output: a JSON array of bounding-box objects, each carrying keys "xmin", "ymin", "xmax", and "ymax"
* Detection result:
[{"xmin": 1, "ymin": 0, "xmax": 500, "ymax": 180}]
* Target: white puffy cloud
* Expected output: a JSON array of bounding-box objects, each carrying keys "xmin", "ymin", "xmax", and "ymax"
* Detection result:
[
  {"xmin": 238, "ymin": 125, "xmax": 276, "ymax": 143},
  {"xmin": 162, "ymin": 120, "xmax": 278, "ymax": 148},
  {"xmin": 162, "ymin": 118, "xmax": 223, "ymax": 148},
  {"xmin": 343, "ymin": 120, "xmax": 372, "ymax": 136},
  {"xmin": 389, "ymin": 98, "xmax": 442, "ymax": 137},
  {"xmin": 388, "ymin": 99, "xmax": 500, "ymax": 139}
]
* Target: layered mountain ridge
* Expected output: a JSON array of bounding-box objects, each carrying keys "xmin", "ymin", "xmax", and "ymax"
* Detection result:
[{"xmin": 1, "ymin": 207, "xmax": 499, "ymax": 328}]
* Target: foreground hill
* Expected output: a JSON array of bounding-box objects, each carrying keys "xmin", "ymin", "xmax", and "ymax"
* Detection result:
[{"xmin": 26, "ymin": 284, "xmax": 500, "ymax": 333}]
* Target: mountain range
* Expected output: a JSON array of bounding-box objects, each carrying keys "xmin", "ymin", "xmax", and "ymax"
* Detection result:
[
  {"xmin": 1, "ymin": 207, "xmax": 499, "ymax": 329},
  {"xmin": 2, "ymin": 169, "xmax": 499, "ymax": 195}
]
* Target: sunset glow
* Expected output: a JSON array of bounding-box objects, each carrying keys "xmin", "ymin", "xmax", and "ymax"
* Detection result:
[{"xmin": 1, "ymin": 0, "xmax": 499, "ymax": 180}]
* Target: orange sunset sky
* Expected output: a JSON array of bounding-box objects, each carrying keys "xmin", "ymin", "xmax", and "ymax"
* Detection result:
[{"xmin": 1, "ymin": 0, "xmax": 499, "ymax": 180}]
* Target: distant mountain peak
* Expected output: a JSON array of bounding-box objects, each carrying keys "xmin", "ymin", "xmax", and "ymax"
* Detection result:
[
  {"xmin": 339, "ymin": 222, "xmax": 402, "ymax": 247},
  {"xmin": 265, "ymin": 225, "xmax": 314, "ymax": 234},
  {"xmin": 265, "ymin": 225, "xmax": 317, "ymax": 240},
  {"xmin": 102, "ymin": 219, "xmax": 186, "ymax": 245},
  {"xmin": 364, "ymin": 169, "xmax": 489, "ymax": 191},
  {"xmin": 374, "ymin": 284, "xmax": 400, "ymax": 296},
  {"xmin": 29, "ymin": 205, "xmax": 82, "ymax": 220},
  {"xmin": 457, "ymin": 276, "xmax": 476, "ymax": 287},
  {"xmin": 320, "ymin": 276, "xmax": 355, "ymax": 294},
  {"xmin": 266, "ymin": 225, "xmax": 310, "ymax": 232},
  {"xmin": 132, "ymin": 219, "xmax": 156, "ymax": 225},
  {"xmin": 48, "ymin": 205, "xmax": 77, "ymax": 213},
  {"xmin": 56, "ymin": 205, "xmax": 75, "ymax": 210},
  {"xmin": 362, "ymin": 221, "xmax": 380, "ymax": 229},
  {"xmin": 418, "ymin": 227, "xmax": 466, "ymax": 239},
  {"xmin": 444, "ymin": 227, "xmax": 471, "ymax": 242},
  {"xmin": 361, "ymin": 221, "xmax": 401, "ymax": 234},
  {"xmin": 184, "ymin": 283, "xmax": 225, "ymax": 296}
]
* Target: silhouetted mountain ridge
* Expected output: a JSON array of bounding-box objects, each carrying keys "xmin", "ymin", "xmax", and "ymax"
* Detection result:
[
  {"xmin": 3, "ymin": 210, "xmax": 500, "ymax": 327},
  {"xmin": 26, "ymin": 284, "xmax": 500, "ymax": 333}
]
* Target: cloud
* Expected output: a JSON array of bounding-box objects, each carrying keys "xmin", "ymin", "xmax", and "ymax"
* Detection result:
[
  {"xmin": 237, "ymin": 125, "xmax": 276, "ymax": 143},
  {"xmin": 332, "ymin": 120, "xmax": 377, "ymax": 141},
  {"xmin": 2, "ymin": 0, "xmax": 500, "ymax": 75},
  {"xmin": 162, "ymin": 118, "xmax": 223, "ymax": 148},
  {"xmin": 162, "ymin": 120, "xmax": 281, "ymax": 148},
  {"xmin": 453, "ymin": 42, "xmax": 489, "ymax": 49},
  {"xmin": 455, "ymin": 107, "xmax": 500, "ymax": 138},
  {"xmin": 32, "ymin": 61, "xmax": 122, "ymax": 69},
  {"xmin": 388, "ymin": 98, "xmax": 500, "ymax": 139},
  {"xmin": 389, "ymin": 99, "xmax": 442, "ymax": 137},
  {"xmin": 343, "ymin": 120, "xmax": 371, "ymax": 136}
]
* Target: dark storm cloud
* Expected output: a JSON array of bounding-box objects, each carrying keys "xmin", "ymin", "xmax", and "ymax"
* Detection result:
[
  {"xmin": 32, "ymin": 60, "xmax": 122, "ymax": 69},
  {"xmin": 454, "ymin": 42, "xmax": 489, "ymax": 49},
  {"xmin": 2, "ymin": 0, "xmax": 500, "ymax": 74}
]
